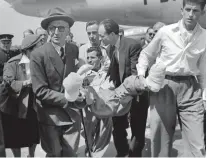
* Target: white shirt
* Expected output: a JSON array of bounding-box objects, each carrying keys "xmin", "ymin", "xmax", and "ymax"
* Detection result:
[
  {"xmin": 52, "ymin": 43, "xmax": 65, "ymax": 56},
  {"xmin": 136, "ymin": 20, "xmax": 206, "ymax": 90},
  {"xmin": 114, "ymin": 36, "xmax": 121, "ymax": 61},
  {"xmin": 19, "ymin": 54, "xmax": 30, "ymax": 79}
]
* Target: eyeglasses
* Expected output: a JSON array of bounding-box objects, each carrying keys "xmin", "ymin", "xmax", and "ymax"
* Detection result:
[
  {"xmin": 48, "ymin": 26, "xmax": 68, "ymax": 33},
  {"xmin": 148, "ymin": 33, "xmax": 155, "ymax": 36}
]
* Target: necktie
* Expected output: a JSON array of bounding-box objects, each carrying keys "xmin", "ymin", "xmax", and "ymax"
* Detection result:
[
  {"xmin": 60, "ymin": 47, "xmax": 65, "ymax": 63},
  {"xmin": 106, "ymin": 45, "xmax": 121, "ymax": 87},
  {"xmin": 108, "ymin": 45, "xmax": 115, "ymax": 59}
]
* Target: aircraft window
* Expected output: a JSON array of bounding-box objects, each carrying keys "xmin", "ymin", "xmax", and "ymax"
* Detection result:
[
  {"xmin": 160, "ymin": 0, "xmax": 168, "ymax": 2},
  {"xmin": 144, "ymin": 0, "xmax": 175, "ymax": 5}
]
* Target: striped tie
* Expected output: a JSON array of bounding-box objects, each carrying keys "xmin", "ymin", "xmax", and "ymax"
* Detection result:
[{"xmin": 60, "ymin": 47, "xmax": 65, "ymax": 63}]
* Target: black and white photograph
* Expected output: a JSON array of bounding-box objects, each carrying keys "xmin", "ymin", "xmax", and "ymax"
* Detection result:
[{"xmin": 0, "ymin": 0, "xmax": 206, "ymax": 157}]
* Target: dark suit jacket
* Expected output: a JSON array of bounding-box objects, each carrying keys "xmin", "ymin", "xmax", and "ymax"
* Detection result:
[
  {"xmin": 108, "ymin": 36, "xmax": 142, "ymax": 84},
  {"xmin": 30, "ymin": 42, "xmax": 80, "ymax": 126}
]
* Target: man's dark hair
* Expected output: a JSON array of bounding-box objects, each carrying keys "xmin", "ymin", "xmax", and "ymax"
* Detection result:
[
  {"xmin": 100, "ymin": 19, "xmax": 119, "ymax": 35},
  {"xmin": 87, "ymin": 46, "xmax": 102, "ymax": 58},
  {"xmin": 86, "ymin": 21, "xmax": 99, "ymax": 30},
  {"xmin": 183, "ymin": 0, "xmax": 206, "ymax": 10}
]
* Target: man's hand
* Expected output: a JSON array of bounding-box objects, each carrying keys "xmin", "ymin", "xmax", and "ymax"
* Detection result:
[
  {"xmin": 138, "ymin": 75, "xmax": 148, "ymax": 91},
  {"xmin": 75, "ymin": 90, "xmax": 86, "ymax": 102},
  {"xmin": 74, "ymin": 90, "xmax": 88, "ymax": 109},
  {"xmin": 23, "ymin": 79, "xmax": 32, "ymax": 87}
]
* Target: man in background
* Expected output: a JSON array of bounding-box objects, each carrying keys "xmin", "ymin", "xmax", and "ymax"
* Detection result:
[
  {"xmin": 79, "ymin": 21, "xmax": 109, "ymax": 68},
  {"xmin": 143, "ymin": 27, "xmax": 155, "ymax": 48}
]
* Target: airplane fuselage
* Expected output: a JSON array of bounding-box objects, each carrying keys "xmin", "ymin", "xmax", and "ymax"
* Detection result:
[{"xmin": 7, "ymin": 0, "xmax": 206, "ymax": 27}]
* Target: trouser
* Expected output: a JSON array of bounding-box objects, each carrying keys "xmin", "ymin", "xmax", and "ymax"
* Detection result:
[
  {"xmin": 204, "ymin": 111, "xmax": 206, "ymax": 150},
  {"xmin": 150, "ymin": 75, "xmax": 205, "ymax": 157},
  {"xmin": 0, "ymin": 112, "xmax": 5, "ymax": 157},
  {"xmin": 83, "ymin": 107, "xmax": 112, "ymax": 157},
  {"xmin": 39, "ymin": 120, "xmax": 81, "ymax": 157},
  {"xmin": 112, "ymin": 92, "xmax": 149, "ymax": 157},
  {"xmin": 129, "ymin": 92, "xmax": 149, "ymax": 157}
]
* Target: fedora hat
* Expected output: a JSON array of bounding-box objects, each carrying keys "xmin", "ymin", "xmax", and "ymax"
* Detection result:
[
  {"xmin": 41, "ymin": 7, "xmax": 74, "ymax": 30},
  {"xmin": 21, "ymin": 34, "xmax": 42, "ymax": 50}
]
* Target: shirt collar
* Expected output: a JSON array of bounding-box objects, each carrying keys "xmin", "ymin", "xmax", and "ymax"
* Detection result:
[
  {"xmin": 19, "ymin": 54, "xmax": 30, "ymax": 65},
  {"xmin": 115, "ymin": 36, "xmax": 121, "ymax": 49},
  {"xmin": 52, "ymin": 42, "xmax": 65, "ymax": 54}
]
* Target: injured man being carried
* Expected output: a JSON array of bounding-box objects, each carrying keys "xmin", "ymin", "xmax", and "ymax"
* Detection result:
[{"xmin": 63, "ymin": 60, "xmax": 166, "ymax": 118}]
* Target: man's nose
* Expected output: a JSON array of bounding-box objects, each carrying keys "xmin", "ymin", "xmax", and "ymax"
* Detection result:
[
  {"xmin": 54, "ymin": 28, "xmax": 59, "ymax": 34},
  {"xmin": 189, "ymin": 10, "xmax": 194, "ymax": 17},
  {"xmin": 99, "ymin": 36, "xmax": 103, "ymax": 41}
]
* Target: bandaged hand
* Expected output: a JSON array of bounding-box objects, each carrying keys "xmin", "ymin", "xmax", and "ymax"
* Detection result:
[
  {"xmin": 122, "ymin": 75, "xmax": 145, "ymax": 95},
  {"xmin": 77, "ymin": 64, "xmax": 93, "ymax": 75}
]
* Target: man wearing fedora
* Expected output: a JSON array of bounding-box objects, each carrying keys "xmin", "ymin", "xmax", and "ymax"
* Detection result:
[{"xmin": 30, "ymin": 7, "xmax": 85, "ymax": 157}]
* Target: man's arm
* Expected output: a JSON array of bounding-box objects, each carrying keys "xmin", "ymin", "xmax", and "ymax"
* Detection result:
[
  {"xmin": 198, "ymin": 49, "xmax": 206, "ymax": 102},
  {"xmin": 3, "ymin": 61, "xmax": 26, "ymax": 98},
  {"xmin": 30, "ymin": 50, "xmax": 69, "ymax": 108},
  {"xmin": 136, "ymin": 29, "xmax": 164, "ymax": 77}
]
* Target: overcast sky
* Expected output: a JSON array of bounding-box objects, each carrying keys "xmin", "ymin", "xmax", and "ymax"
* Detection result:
[{"xmin": 0, "ymin": 0, "xmax": 88, "ymax": 46}]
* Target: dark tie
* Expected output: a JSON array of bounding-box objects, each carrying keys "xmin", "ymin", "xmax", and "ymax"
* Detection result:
[
  {"xmin": 60, "ymin": 47, "xmax": 65, "ymax": 63},
  {"xmin": 106, "ymin": 45, "xmax": 121, "ymax": 87}
]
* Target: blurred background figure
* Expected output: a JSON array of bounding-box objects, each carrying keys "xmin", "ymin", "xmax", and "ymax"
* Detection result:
[
  {"xmin": 35, "ymin": 27, "xmax": 48, "ymax": 44},
  {"xmin": 119, "ymin": 28, "xmax": 124, "ymax": 36},
  {"xmin": 144, "ymin": 27, "xmax": 155, "ymax": 48},
  {"xmin": 153, "ymin": 22, "xmax": 166, "ymax": 34},
  {"xmin": 0, "ymin": 34, "xmax": 20, "ymax": 82},
  {"xmin": 2, "ymin": 34, "xmax": 43, "ymax": 157},
  {"xmin": 23, "ymin": 29, "xmax": 34, "ymax": 38},
  {"xmin": 66, "ymin": 32, "xmax": 78, "ymax": 46}
]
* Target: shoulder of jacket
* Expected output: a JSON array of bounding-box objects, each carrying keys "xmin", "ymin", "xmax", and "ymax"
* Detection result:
[{"xmin": 7, "ymin": 54, "xmax": 22, "ymax": 63}]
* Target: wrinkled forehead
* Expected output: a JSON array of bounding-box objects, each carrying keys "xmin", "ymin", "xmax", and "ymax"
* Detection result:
[
  {"xmin": 183, "ymin": 1, "xmax": 203, "ymax": 11},
  {"xmin": 49, "ymin": 20, "xmax": 69, "ymax": 27},
  {"xmin": 88, "ymin": 50, "xmax": 98, "ymax": 56},
  {"xmin": 86, "ymin": 24, "xmax": 99, "ymax": 32}
]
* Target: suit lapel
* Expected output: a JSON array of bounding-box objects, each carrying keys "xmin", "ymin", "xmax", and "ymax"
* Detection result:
[
  {"xmin": 118, "ymin": 37, "xmax": 126, "ymax": 82},
  {"xmin": 48, "ymin": 43, "xmax": 64, "ymax": 78}
]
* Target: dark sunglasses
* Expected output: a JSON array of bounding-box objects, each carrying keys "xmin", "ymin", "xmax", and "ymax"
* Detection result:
[{"xmin": 148, "ymin": 33, "xmax": 155, "ymax": 36}]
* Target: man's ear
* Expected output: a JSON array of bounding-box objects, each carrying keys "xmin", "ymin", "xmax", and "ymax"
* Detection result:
[
  {"xmin": 181, "ymin": 7, "xmax": 184, "ymax": 16},
  {"xmin": 201, "ymin": 8, "xmax": 206, "ymax": 16}
]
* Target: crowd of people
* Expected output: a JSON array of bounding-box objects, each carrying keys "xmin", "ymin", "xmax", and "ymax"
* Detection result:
[{"xmin": 0, "ymin": 0, "xmax": 206, "ymax": 157}]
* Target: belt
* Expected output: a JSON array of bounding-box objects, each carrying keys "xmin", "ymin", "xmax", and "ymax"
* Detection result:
[{"xmin": 165, "ymin": 75, "xmax": 198, "ymax": 81}]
